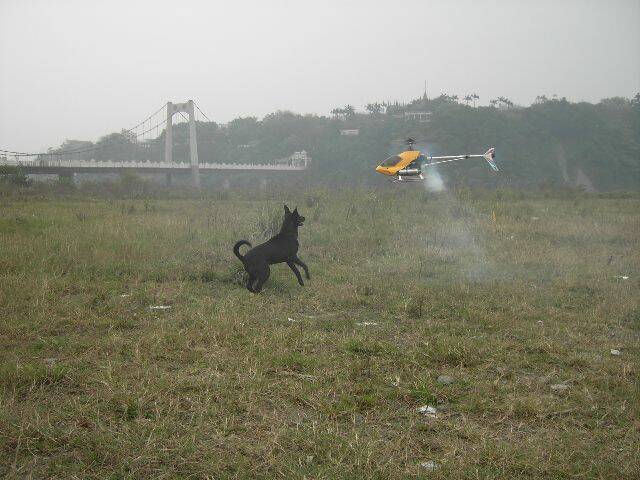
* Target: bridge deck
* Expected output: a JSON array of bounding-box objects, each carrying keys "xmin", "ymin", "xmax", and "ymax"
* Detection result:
[{"xmin": 0, "ymin": 159, "xmax": 308, "ymax": 175}]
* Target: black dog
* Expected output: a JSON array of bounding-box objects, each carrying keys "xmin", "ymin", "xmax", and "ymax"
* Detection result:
[{"xmin": 233, "ymin": 205, "xmax": 310, "ymax": 293}]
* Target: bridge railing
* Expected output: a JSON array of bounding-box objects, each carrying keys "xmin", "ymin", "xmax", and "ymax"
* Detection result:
[{"xmin": 0, "ymin": 151, "xmax": 311, "ymax": 171}]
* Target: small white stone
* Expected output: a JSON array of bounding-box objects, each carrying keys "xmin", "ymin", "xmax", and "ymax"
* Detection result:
[
  {"xmin": 420, "ymin": 460, "xmax": 438, "ymax": 471},
  {"xmin": 610, "ymin": 349, "xmax": 621, "ymax": 356}
]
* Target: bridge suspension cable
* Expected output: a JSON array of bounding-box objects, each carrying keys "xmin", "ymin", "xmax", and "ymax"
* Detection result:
[
  {"xmin": 121, "ymin": 102, "xmax": 168, "ymax": 134},
  {"xmin": 0, "ymin": 102, "xmax": 170, "ymax": 157},
  {"xmin": 194, "ymin": 101, "xmax": 212, "ymax": 122}
]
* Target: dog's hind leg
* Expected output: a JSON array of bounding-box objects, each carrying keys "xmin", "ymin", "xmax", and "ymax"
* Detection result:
[
  {"xmin": 293, "ymin": 256, "xmax": 310, "ymax": 280},
  {"xmin": 253, "ymin": 266, "xmax": 270, "ymax": 293},
  {"xmin": 246, "ymin": 275, "xmax": 258, "ymax": 293},
  {"xmin": 287, "ymin": 261, "xmax": 305, "ymax": 286}
]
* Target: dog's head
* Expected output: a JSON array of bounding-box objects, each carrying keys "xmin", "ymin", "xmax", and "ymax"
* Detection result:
[{"xmin": 284, "ymin": 205, "xmax": 305, "ymax": 227}]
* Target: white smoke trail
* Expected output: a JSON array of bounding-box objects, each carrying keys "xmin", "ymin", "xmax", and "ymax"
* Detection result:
[
  {"xmin": 417, "ymin": 143, "xmax": 494, "ymax": 281},
  {"xmin": 412, "ymin": 142, "xmax": 447, "ymax": 193},
  {"xmin": 423, "ymin": 166, "xmax": 445, "ymax": 193}
]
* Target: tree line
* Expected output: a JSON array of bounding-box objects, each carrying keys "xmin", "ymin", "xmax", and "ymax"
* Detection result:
[{"xmin": 49, "ymin": 93, "xmax": 640, "ymax": 191}]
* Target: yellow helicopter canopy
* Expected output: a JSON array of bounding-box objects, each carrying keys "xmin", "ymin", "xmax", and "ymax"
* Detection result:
[{"xmin": 375, "ymin": 150, "xmax": 422, "ymax": 176}]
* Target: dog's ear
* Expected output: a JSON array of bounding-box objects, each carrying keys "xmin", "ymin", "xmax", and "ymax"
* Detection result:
[
  {"xmin": 293, "ymin": 207, "xmax": 298, "ymax": 213},
  {"xmin": 284, "ymin": 205, "xmax": 291, "ymax": 214}
]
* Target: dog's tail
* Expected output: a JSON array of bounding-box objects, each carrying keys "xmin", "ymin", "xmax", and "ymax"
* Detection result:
[{"xmin": 233, "ymin": 240, "xmax": 251, "ymax": 262}]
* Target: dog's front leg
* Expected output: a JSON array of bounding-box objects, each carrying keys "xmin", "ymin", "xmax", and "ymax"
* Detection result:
[
  {"xmin": 287, "ymin": 261, "xmax": 304, "ymax": 286},
  {"xmin": 293, "ymin": 256, "xmax": 310, "ymax": 280}
]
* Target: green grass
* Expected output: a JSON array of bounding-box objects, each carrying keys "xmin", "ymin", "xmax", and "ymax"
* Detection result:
[{"xmin": 1, "ymin": 188, "xmax": 639, "ymax": 478}]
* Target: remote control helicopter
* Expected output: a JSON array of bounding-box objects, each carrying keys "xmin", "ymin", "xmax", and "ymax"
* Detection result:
[{"xmin": 375, "ymin": 138, "xmax": 498, "ymax": 182}]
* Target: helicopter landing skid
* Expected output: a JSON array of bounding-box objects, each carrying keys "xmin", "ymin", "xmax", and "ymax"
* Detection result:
[{"xmin": 393, "ymin": 174, "xmax": 424, "ymax": 183}]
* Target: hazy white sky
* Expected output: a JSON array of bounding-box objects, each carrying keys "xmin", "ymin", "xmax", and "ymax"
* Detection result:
[{"xmin": 1, "ymin": 0, "xmax": 638, "ymax": 152}]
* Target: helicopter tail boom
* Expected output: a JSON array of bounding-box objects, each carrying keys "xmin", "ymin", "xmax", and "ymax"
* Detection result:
[{"xmin": 423, "ymin": 147, "xmax": 498, "ymax": 171}]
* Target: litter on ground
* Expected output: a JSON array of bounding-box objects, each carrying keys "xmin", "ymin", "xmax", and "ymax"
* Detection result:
[
  {"xmin": 149, "ymin": 305, "xmax": 171, "ymax": 310},
  {"xmin": 120, "ymin": 294, "xmax": 130, "ymax": 298},
  {"xmin": 417, "ymin": 405, "xmax": 437, "ymax": 417},
  {"xmin": 610, "ymin": 349, "xmax": 621, "ymax": 356},
  {"xmin": 420, "ymin": 460, "xmax": 438, "ymax": 471},
  {"xmin": 612, "ymin": 276, "xmax": 629, "ymax": 280},
  {"xmin": 356, "ymin": 322, "xmax": 379, "ymax": 326},
  {"xmin": 550, "ymin": 383, "xmax": 570, "ymax": 391}
]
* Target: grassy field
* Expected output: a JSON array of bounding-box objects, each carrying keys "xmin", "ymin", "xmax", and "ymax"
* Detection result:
[{"xmin": 1, "ymin": 187, "xmax": 638, "ymax": 479}]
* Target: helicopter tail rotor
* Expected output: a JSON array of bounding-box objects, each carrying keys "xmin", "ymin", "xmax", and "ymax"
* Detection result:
[{"xmin": 483, "ymin": 148, "xmax": 499, "ymax": 171}]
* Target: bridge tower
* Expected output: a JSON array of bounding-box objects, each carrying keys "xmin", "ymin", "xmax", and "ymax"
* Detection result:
[{"xmin": 165, "ymin": 100, "xmax": 200, "ymax": 188}]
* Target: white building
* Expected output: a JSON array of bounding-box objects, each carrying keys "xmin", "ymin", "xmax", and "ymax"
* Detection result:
[
  {"xmin": 404, "ymin": 112, "xmax": 432, "ymax": 122},
  {"xmin": 339, "ymin": 129, "xmax": 360, "ymax": 136},
  {"xmin": 287, "ymin": 150, "xmax": 311, "ymax": 168}
]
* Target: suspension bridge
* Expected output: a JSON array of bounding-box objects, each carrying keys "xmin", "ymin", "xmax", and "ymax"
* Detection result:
[{"xmin": 0, "ymin": 100, "xmax": 310, "ymax": 187}]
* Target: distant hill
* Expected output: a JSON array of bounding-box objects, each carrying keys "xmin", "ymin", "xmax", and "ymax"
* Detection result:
[{"xmin": 53, "ymin": 94, "xmax": 640, "ymax": 191}]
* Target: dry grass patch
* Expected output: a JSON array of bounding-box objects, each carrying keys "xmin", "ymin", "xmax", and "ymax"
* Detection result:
[{"xmin": 1, "ymin": 189, "xmax": 639, "ymax": 478}]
